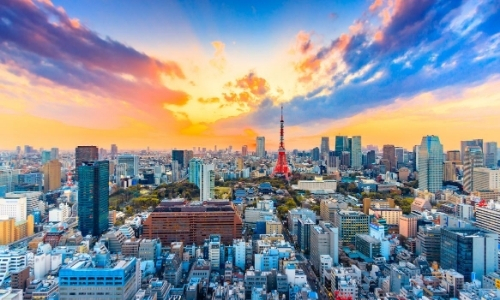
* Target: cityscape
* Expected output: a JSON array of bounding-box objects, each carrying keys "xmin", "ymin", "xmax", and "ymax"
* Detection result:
[{"xmin": 1, "ymin": 1, "xmax": 500, "ymax": 300}]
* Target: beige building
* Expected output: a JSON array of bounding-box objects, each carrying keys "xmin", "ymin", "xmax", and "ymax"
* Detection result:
[
  {"xmin": 398, "ymin": 167, "xmax": 410, "ymax": 182},
  {"xmin": 471, "ymin": 190, "xmax": 500, "ymax": 201},
  {"xmin": 399, "ymin": 214, "xmax": 418, "ymax": 238},
  {"xmin": 265, "ymin": 220, "xmax": 282, "ymax": 234},
  {"xmin": 296, "ymin": 176, "xmax": 337, "ymax": 191},
  {"xmin": 473, "ymin": 168, "xmax": 500, "ymax": 191},
  {"xmin": 411, "ymin": 198, "xmax": 432, "ymax": 212},
  {"xmin": 42, "ymin": 159, "xmax": 62, "ymax": 192},
  {"xmin": 443, "ymin": 161, "xmax": 457, "ymax": 181},
  {"xmin": 446, "ymin": 150, "xmax": 461, "ymax": 163},
  {"xmin": 320, "ymin": 198, "xmax": 348, "ymax": 222},
  {"xmin": 369, "ymin": 206, "xmax": 402, "ymax": 225}
]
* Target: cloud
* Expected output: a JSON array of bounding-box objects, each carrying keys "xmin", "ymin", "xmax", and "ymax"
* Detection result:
[
  {"xmin": 235, "ymin": 72, "xmax": 270, "ymax": 96},
  {"xmin": 210, "ymin": 41, "xmax": 227, "ymax": 72},
  {"xmin": 0, "ymin": 0, "xmax": 188, "ymax": 115},
  {"xmin": 369, "ymin": 0, "xmax": 384, "ymax": 12},
  {"xmin": 198, "ymin": 97, "xmax": 220, "ymax": 104}
]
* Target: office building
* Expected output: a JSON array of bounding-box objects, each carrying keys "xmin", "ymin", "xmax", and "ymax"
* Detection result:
[
  {"xmin": 0, "ymin": 197, "xmax": 26, "ymax": 222},
  {"xmin": 476, "ymin": 205, "xmax": 500, "ymax": 235},
  {"xmin": 320, "ymin": 198, "xmax": 348, "ymax": 222},
  {"xmin": 440, "ymin": 227, "xmax": 497, "ymax": 281},
  {"xmin": 296, "ymin": 176, "xmax": 337, "ymax": 191},
  {"xmin": 143, "ymin": 199, "xmax": 242, "ymax": 245},
  {"xmin": 0, "ymin": 215, "xmax": 34, "ymax": 245},
  {"xmin": 320, "ymin": 137, "xmax": 330, "ymax": 159},
  {"xmin": 242, "ymin": 145, "xmax": 248, "ymax": 156},
  {"xmin": 59, "ymin": 256, "xmax": 140, "ymax": 300},
  {"xmin": 0, "ymin": 250, "xmax": 27, "ymax": 287},
  {"xmin": 17, "ymin": 172, "xmax": 43, "ymax": 192},
  {"xmin": 335, "ymin": 136, "xmax": 348, "ymax": 154},
  {"xmin": 369, "ymin": 206, "xmax": 402, "ymax": 225},
  {"xmin": 297, "ymin": 218, "xmax": 314, "ymax": 254},
  {"xmin": 443, "ymin": 161, "xmax": 457, "ymax": 181},
  {"xmin": 461, "ymin": 139, "xmax": 483, "ymax": 162},
  {"xmin": 463, "ymin": 145, "xmax": 484, "ymax": 193},
  {"xmin": 355, "ymin": 234, "xmax": 381, "ymax": 258},
  {"xmin": 395, "ymin": 147, "xmax": 404, "ymax": 164},
  {"xmin": 382, "ymin": 145, "xmax": 396, "ymax": 171},
  {"xmin": 485, "ymin": 142, "xmax": 498, "ymax": 168},
  {"xmin": 110, "ymin": 144, "xmax": 118, "ymax": 158},
  {"xmin": 473, "ymin": 167, "xmax": 500, "ymax": 191},
  {"xmin": 115, "ymin": 163, "xmax": 127, "ymax": 179},
  {"xmin": 78, "ymin": 161, "xmax": 109, "ymax": 236},
  {"xmin": 399, "ymin": 214, "xmax": 418, "ymax": 238},
  {"xmin": 333, "ymin": 210, "xmax": 369, "ymax": 246},
  {"xmin": 418, "ymin": 135, "xmax": 444, "ymax": 193},
  {"xmin": 117, "ymin": 154, "xmax": 139, "ymax": 177},
  {"xmin": 75, "ymin": 146, "xmax": 98, "ymax": 181},
  {"xmin": 446, "ymin": 150, "xmax": 461, "ymax": 163},
  {"xmin": 41, "ymin": 150, "xmax": 52, "ymax": 164},
  {"xmin": 172, "ymin": 150, "xmax": 185, "ymax": 168},
  {"xmin": 0, "ymin": 169, "xmax": 21, "ymax": 193},
  {"xmin": 42, "ymin": 159, "xmax": 62, "ymax": 192},
  {"xmin": 311, "ymin": 147, "xmax": 320, "ymax": 161},
  {"xmin": 256, "ymin": 137, "xmax": 266, "ymax": 158},
  {"xmin": 350, "ymin": 136, "xmax": 362, "ymax": 169},
  {"xmin": 310, "ymin": 221, "xmax": 339, "ymax": 271},
  {"xmin": 366, "ymin": 150, "xmax": 376, "ymax": 166}
]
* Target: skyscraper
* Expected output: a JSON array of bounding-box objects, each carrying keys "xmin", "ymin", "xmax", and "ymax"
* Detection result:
[
  {"xmin": 311, "ymin": 147, "xmax": 320, "ymax": 161},
  {"xmin": 366, "ymin": 150, "xmax": 376, "ymax": 166},
  {"xmin": 78, "ymin": 161, "xmax": 109, "ymax": 236},
  {"xmin": 256, "ymin": 137, "xmax": 265, "ymax": 158},
  {"xmin": 335, "ymin": 136, "xmax": 348, "ymax": 155},
  {"xmin": 350, "ymin": 136, "xmax": 362, "ymax": 169},
  {"xmin": 41, "ymin": 151, "xmax": 51, "ymax": 165},
  {"xmin": 199, "ymin": 164, "xmax": 215, "ymax": 200},
  {"xmin": 172, "ymin": 150, "xmax": 185, "ymax": 168},
  {"xmin": 42, "ymin": 160, "xmax": 62, "ymax": 192},
  {"xmin": 382, "ymin": 145, "xmax": 396, "ymax": 171},
  {"xmin": 463, "ymin": 145, "xmax": 484, "ymax": 193},
  {"xmin": 395, "ymin": 147, "xmax": 404, "ymax": 164},
  {"xmin": 75, "ymin": 146, "xmax": 98, "ymax": 181},
  {"xmin": 188, "ymin": 158, "xmax": 203, "ymax": 187},
  {"xmin": 418, "ymin": 136, "xmax": 444, "ymax": 193},
  {"xmin": 117, "ymin": 154, "xmax": 139, "ymax": 177},
  {"xmin": 110, "ymin": 144, "xmax": 118, "ymax": 158},
  {"xmin": 50, "ymin": 148, "xmax": 59, "ymax": 160},
  {"xmin": 461, "ymin": 139, "xmax": 483, "ymax": 163},
  {"xmin": 241, "ymin": 145, "xmax": 248, "ymax": 156},
  {"xmin": 446, "ymin": 150, "xmax": 461, "ymax": 163},
  {"xmin": 485, "ymin": 142, "xmax": 498, "ymax": 168},
  {"xmin": 320, "ymin": 137, "xmax": 330, "ymax": 158}
]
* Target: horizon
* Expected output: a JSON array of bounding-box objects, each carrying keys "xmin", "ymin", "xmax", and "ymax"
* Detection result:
[{"xmin": 1, "ymin": 0, "xmax": 499, "ymax": 151}]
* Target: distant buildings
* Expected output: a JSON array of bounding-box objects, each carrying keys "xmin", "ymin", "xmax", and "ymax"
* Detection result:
[
  {"xmin": 42, "ymin": 159, "xmax": 62, "ymax": 192},
  {"xmin": 461, "ymin": 139, "xmax": 483, "ymax": 163},
  {"xmin": 188, "ymin": 159, "xmax": 215, "ymax": 200},
  {"xmin": 320, "ymin": 137, "xmax": 330, "ymax": 159},
  {"xmin": 418, "ymin": 136, "xmax": 443, "ymax": 193},
  {"xmin": 382, "ymin": 145, "xmax": 396, "ymax": 171},
  {"xmin": 485, "ymin": 142, "xmax": 498, "ymax": 168},
  {"xmin": 117, "ymin": 154, "xmax": 139, "ymax": 177},
  {"xmin": 350, "ymin": 136, "xmax": 362, "ymax": 169},
  {"xmin": 78, "ymin": 160, "xmax": 109, "ymax": 236}
]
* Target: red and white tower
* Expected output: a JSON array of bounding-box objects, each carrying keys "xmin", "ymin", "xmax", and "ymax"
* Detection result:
[{"xmin": 271, "ymin": 106, "xmax": 291, "ymax": 180}]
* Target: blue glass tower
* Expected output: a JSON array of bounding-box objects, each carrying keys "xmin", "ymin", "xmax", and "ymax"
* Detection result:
[{"xmin": 78, "ymin": 160, "xmax": 109, "ymax": 236}]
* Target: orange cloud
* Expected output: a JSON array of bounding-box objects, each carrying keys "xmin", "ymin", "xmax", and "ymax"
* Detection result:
[
  {"xmin": 235, "ymin": 72, "xmax": 270, "ymax": 96},
  {"xmin": 210, "ymin": 41, "xmax": 227, "ymax": 72},
  {"xmin": 369, "ymin": 0, "xmax": 384, "ymax": 12}
]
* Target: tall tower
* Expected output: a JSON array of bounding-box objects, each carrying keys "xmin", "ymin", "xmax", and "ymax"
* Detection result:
[
  {"xmin": 418, "ymin": 136, "xmax": 443, "ymax": 193},
  {"xmin": 271, "ymin": 106, "xmax": 291, "ymax": 179}
]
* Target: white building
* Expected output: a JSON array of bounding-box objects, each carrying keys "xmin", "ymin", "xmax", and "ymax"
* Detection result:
[
  {"xmin": 296, "ymin": 176, "xmax": 337, "ymax": 191},
  {"xmin": 473, "ymin": 167, "xmax": 500, "ymax": 191},
  {"xmin": 48, "ymin": 203, "xmax": 70, "ymax": 223},
  {"xmin": 256, "ymin": 137, "xmax": 265, "ymax": 158},
  {"xmin": 208, "ymin": 235, "xmax": 221, "ymax": 270},
  {"xmin": 0, "ymin": 197, "xmax": 26, "ymax": 222},
  {"xmin": 0, "ymin": 250, "xmax": 27, "ymax": 286},
  {"xmin": 5, "ymin": 192, "xmax": 41, "ymax": 215},
  {"xmin": 319, "ymin": 255, "xmax": 333, "ymax": 284},
  {"xmin": 233, "ymin": 239, "xmax": 249, "ymax": 270},
  {"xmin": 200, "ymin": 164, "xmax": 215, "ymax": 201}
]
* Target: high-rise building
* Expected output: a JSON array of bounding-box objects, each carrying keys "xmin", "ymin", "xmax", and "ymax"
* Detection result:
[
  {"xmin": 311, "ymin": 147, "xmax": 320, "ymax": 161},
  {"xmin": 184, "ymin": 150, "xmax": 194, "ymax": 166},
  {"xmin": 42, "ymin": 159, "xmax": 62, "ymax": 192},
  {"xmin": 117, "ymin": 154, "xmax": 139, "ymax": 177},
  {"xmin": 413, "ymin": 145, "xmax": 420, "ymax": 171},
  {"xmin": 0, "ymin": 197, "xmax": 27, "ymax": 222},
  {"xmin": 41, "ymin": 151, "xmax": 52, "ymax": 165},
  {"xmin": 485, "ymin": 142, "xmax": 498, "ymax": 168},
  {"xmin": 320, "ymin": 137, "xmax": 330, "ymax": 158},
  {"xmin": 310, "ymin": 221, "xmax": 339, "ymax": 271},
  {"xmin": 440, "ymin": 227, "xmax": 497, "ymax": 281},
  {"xmin": 463, "ymin": 146, "xmax": 484, "ymax": 193},
  {"xmin": 443, "ymin": 161, "xmax": 457, "ymax": 182},
  {"xmin": 418, "ymin": 136, "xmax": 444, "ymax": 193},
  {"xmin": 399, "ymin": 214, "xmax": 418, "ymax": 238},
  {"xmin": 188, "ymin": 158, "xmax": 202, "ymax": 187},
  {"xmin": 461, "ymin": 139, "xmax": 483, "ymax": 163},
  {"xmin": 395, "ymin": 147, "xmax": 404, "ymax": 164},
  {"xmin": 110, "ymin": 144, "xmax": 118, "ymax": 158},
  {"xmin": 256, "ymin": 137, "xmax": 265, "ymax": 158},
  {"xmin": 335, "ymin": 136, "xmax": 348, "ymax": 155},
  {"xmin": 333, "ymin": 210, "xmax": 369, "ymax": 246},
  {"xmin": 172, "ymin": 150, "xmax": 185, "ymax": 168},
  {"xmin": 242, "ymin": 145, "xmax": 248, "ymax": 156},
  {"xmin": 78, "ymin": 161, "xmax": 109, "ymax": 236},
  {"xmin": 416, "ymin": 225, "xmax": 441, "ymax": 264},
  {"xmin": 366, "ymin": 150, "xmax": 376, "ymax": 166},
  {"xmin": 382, "ymin": 145, "xmax": 396, "ymax": 171},
  {"xmin": 446, "ymin": 150, "xmax": 461, "ymax": 163},
  {"xmin": 200, "ymin": 164, "xmax": 215, "ymax": 201},
  {"xmin": 350, "ymin": 136, "xmax": 362, "ymax": 169},
  {"xmin": 74, "ymin": 146, "xmax": 98, "ymax": 181}
]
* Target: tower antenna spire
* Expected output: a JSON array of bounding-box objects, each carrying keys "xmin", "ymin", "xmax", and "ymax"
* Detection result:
[{"xmin": 272, "ymin": 104, "xmax": 290, "ymax": 180}]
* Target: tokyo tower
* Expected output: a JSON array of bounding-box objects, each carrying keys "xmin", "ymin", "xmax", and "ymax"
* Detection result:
[{"xmin": 271, "ymin": 106, "xmax": 291, "ymax": 180}]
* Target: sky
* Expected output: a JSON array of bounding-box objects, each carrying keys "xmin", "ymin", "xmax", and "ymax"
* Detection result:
[{"xmin": 0, "ymin": 0, "xmax": 499, "ymax": 151}]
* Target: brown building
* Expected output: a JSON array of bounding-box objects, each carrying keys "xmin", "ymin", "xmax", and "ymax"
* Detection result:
[
  {"xmin": 399, "ymin": 214, "xmax": 418, "ymax": 238},
  {"xmin": 382, "ymin": 145, "xmax": 396, "ymax": 171},
  {"xmin": 446, "ymin": 150, "xmax": 461, "ymax": 163},
  {"xmin": 10, "ymin": 266, "xmax": 30, "ymax": 290},
  {"xmin": 42, "ymin": 159, "xmax": 62, "ymax": 192},
  {"xmin": 74, "ymin": 146, "xmax": 98, "ymax": 180},
  {"xmin": 143, "ymin": 199, "xmax": 242, "ymax": 245},
  {"xmin": 398, "ymin": 167, "xmax": 410, "ymax": 182},
  {"xmin": 443, "ymin": 161, "xmax": 457, "ymax": 181}
]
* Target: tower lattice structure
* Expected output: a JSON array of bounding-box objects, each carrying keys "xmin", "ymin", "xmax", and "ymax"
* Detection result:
[{"xmin": 271, "ymin": 106, "xmax": 291, "ymax": 180}]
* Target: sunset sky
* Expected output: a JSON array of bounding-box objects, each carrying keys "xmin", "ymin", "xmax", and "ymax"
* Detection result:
[{"xmin": 1, "ymin": 0, "xmax": 499, "ymax": 151}]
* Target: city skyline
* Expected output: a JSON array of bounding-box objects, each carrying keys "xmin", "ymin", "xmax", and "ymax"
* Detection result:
[{"xmin": 1, "ymin": 0, "xmax": 500, "ymax": 150}]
